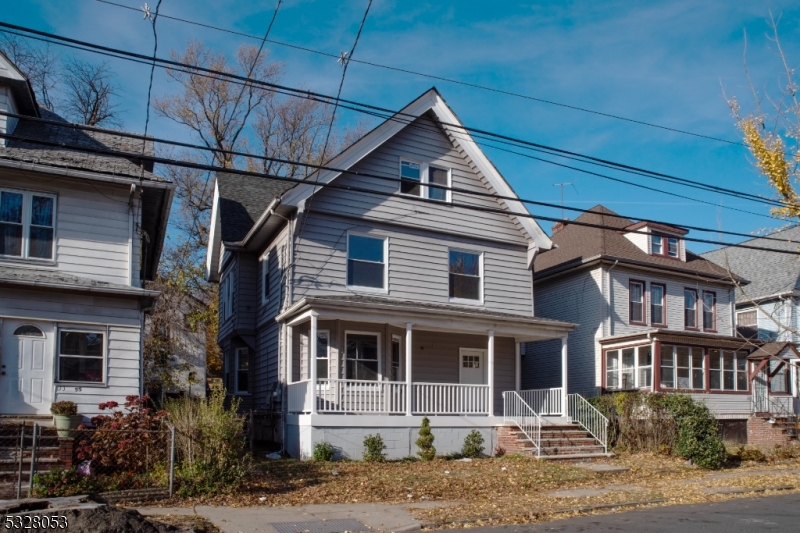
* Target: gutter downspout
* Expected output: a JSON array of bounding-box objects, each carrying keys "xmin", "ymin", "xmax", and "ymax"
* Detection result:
[{"xmin": 607, "ymin": 260, "xmax": 619, "ymax": 337}]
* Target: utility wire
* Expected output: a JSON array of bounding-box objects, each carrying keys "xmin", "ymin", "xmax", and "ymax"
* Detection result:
[
  {"xmin": 94, "ymin": 0, "xmax": 744, "ymax": 147},
  {"xmin": 0, "ymin": 22, "xmax": 787, "ymax": 213},
  {"xmin": 2, "ymin": 127, "xmax": 798, "ymax": 254}
]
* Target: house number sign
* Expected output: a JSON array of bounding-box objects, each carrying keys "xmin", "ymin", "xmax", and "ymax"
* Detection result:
[{"xmin": 57, "ymin": 386, "xmax": 83, "ymax": 392}]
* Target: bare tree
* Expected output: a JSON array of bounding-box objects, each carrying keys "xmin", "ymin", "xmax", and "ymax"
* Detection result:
[
  {"xmin": 60, "ymin": 58, "xmax": 121, "ymax": 126},
  {"xmin": 0, "ymin": 32, "xmax": 59, "ymax": 110}
]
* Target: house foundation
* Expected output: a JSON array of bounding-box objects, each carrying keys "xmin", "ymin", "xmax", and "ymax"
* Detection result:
[{"xmin": 747, "ymin": 416, "xmax": 794, "ymax": 446}]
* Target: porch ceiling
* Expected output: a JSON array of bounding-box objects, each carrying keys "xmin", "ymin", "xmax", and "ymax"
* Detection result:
[{"xmin": 277, "ymin": 295, "xmax": 575, "ymax": 341}]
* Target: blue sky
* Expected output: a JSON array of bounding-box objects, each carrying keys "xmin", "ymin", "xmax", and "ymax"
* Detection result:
[{"xmin": 4, "ymin": 0, "xmax": 800, "ymax": 252}]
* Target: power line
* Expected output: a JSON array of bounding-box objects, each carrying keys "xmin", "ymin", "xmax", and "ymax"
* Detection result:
[
  {"xmin": 0, "ymin": 121, "xmax": 797, "ymax": 248},
  {"xmin": 94, "ymin": 0, "xmax": 744, "ymax": 147},
  {"xmin": 0, "ymin": 22, "xmax": 788, "ymax": 214}
]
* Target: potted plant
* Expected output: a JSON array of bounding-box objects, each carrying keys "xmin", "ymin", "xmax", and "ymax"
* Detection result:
[{"xmin": 51, "ymin": 401, "xmax": 82, "ymax": 438}]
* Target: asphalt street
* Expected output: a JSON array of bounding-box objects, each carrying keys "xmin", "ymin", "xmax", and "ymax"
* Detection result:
[{"xmin": 460, "ymin": 493, "xmax": 800, "ymax": 533}]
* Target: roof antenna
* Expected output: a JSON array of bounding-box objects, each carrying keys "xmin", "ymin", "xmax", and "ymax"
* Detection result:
[{"xmin": 553, "ymin": 183, "xmax": 578, "ymax": 219}]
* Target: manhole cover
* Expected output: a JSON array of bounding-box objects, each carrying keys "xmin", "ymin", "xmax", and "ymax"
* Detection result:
[{"xmin": 271, "ymin": 519, "xmax": 370, "ymax": 533}]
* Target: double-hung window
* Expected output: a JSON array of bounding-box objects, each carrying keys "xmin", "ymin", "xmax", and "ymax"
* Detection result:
[
  {"xmin": 667, "ymin": 237, "xmax": 679, "ymax": 258},
  {"xmin": 709, "ymin": 349, "xmax": 748, "ymax": 391},
  {"xmin": 605, "ymin": 345, "xmax": 652, "ymax": 390},
  {"xmin": 234, "ymin": 347, "xmax": 249, "ymax": 394},
  {"xmin": 0, "ymin": 189, "xmax": 56, "ymax": 261},
  {"xmin": 345, "ymin": 333, "xmax": 379, "ymax": 381},
  {"xmin": 629, "ymin": 281, "xmax": 645, "ymax": 324},
  {"xmin": 702, "ymin": 291, "xmax": 716, "ymax": 331},
  {"xmin": 317, "ymin": 331, "xmax": 330, "ymax": 380},
  {"xmin": 684, "ymin": 289, "xmax": 698, "ymax": 329},
  {"xmin": 449, "ymin": 250, "xmax": 481, "ymax": 302},
  {"xmin": 347, "ymin": 234, "xmax": 386, "ymax": 290},
  {"xmin": 651, "ymin": 235, "xmax": 663, "ymax": 255},
  {"xmin": 58, "ymin": 330, "xmax": 104, "ymax": 383},
  {"xmin": 650, "ymin": 283, "xmax": 665, "ymax": 326},
  {"xmin": 399, "ymin": 159, "xmax": 451, "ymax": 202},
  {"xmin": 650, "ymin": 234, "xmax": 679, "ymax": 258}
]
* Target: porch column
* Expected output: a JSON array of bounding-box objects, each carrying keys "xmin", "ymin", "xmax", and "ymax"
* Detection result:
[
  {"xmin": 515, "ymin": 342, "xmax": 521, "ymax": 392},
  {"xmin": 561, "ymin": 334, "xmax": 568, "ymax": 417},
  {"xmin": 286, "ymin": 325, "xmax": 293, "ymax": 383},
  {"xmin": 405, "ymin": 323, "xmax": 413, "ymax": 416},
  {"xmin": 488, "ymin": 330, "xmax": 495, "ymax": 416},
  {"xmin": 310, "ymin": 313, "xmax": 318, "ymax": 415}
]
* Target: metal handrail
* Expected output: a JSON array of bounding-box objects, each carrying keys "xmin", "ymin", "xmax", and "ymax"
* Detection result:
[
  {"xmin": 567, "ymin": 393, "xmax": 609, "ymax": 454},
  {"xmin": 503, "ymin": 391, "xmax": 543, "ymax": 457}
]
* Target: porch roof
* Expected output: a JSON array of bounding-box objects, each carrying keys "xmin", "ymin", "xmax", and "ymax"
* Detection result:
[
  {"xmin": 747, "ymin": 342, "xmax": 800, "ymax": 360},
  {"xmin": 598, "ymin": 328, "xmax": 754, "ymax": 350},
  {"xmin": 277, "ymin": 295, "xmax": 576, "ymax": 341},
  {"xmin": 0, "ymin": 264, "xmax": 160, "ymax": 298}
]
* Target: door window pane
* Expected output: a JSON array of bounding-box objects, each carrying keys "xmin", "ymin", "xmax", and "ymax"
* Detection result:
[
  {"xmin": 449, "ymin": 250, "xmax": 481, "ymax": 300},
  {"xmin": 347, "ymin": 234, "xmax": 385, "ymax": 288},
  {"xmin": 346, "ymin": 334, "xmax": 379, "ymax": 381},
  {"xmin": 400, "ymin": 160, "xmax": 421, "ymax": 196},
  {"xmin": 428, "ymin": 166, "xmax": 448, "ymax": 201}
]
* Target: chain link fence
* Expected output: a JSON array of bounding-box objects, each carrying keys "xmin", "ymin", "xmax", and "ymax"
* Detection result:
[{"xmin": 0, "ymin": 420, "xmax": 176, "ymax": 500}]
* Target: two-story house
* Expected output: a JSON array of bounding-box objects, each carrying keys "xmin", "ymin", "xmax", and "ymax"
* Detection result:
[
  {"xmin": 206, "ymin": 89, "xmax": 617, "ymax": 459},
  {"xmin": 524, "ymin": 206, "xmax": 759, "ymax": 443},
  {"xmin": 0, "ymin": 52, "xmax": 173, "ymax": 418}
]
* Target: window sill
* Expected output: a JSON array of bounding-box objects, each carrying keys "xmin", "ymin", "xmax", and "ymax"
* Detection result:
[
  {"xmin": 55, "ymin": 382, "xmax": 107, "ymax": 388},
  {"xmin": 0, "ymin": 256, "xmax": 57, "ymax": 267},
  {"xmin": 449, "ymin": 297, "xmax": 483, "ymax": 306},
  {"xmin": 629, "ymin": 321, "xmax": 647, "ymax": 327},
  {"xmin": 347, "ymin": 285, "xmax": 388, "ymax": 295}
]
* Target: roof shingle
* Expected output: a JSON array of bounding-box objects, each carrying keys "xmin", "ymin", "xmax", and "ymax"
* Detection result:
[{"xmin": 216, "ymin": 172, "xmax": 296, "ymax": 243}]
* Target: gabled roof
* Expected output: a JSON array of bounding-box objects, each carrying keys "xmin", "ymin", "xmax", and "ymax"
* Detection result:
[
  {"xmin": 0, "ymin": 50, "xmax": 38, "ymax": 116},
  {"xmin": 534, "ymin": 205, "xmax": 740, "ymax": 282},
  {"xmin": 215, "ymin": 173, "xmax": 296, "ymax": 243},
  {"xmin": 747, "ymin": 342, "xmax": 800, "ymax": 360},
  {"xmin": 703, "ymin": 225, "xmax": 800, "ymax": 303},
  {"xmin": 280, "ymin": 88, "xmax": 552, "ymax": 251}
]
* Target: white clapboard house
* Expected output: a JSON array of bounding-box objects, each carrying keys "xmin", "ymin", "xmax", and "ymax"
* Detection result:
[
  {"xmin": 207, "ymin": 88, "xmax": 612, "ymax": 460},
  {"xmin": 0, "ymin": 52, "xmax": 173, "ymax": 418}
]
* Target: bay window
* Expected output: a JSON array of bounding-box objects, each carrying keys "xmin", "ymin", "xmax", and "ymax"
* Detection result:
[
  {"xmin": 684, "ymin": 289, "xmax": 698, "ymax": 329},
  {"xmin": 629, "ymin": 281, "xmax": 644, "ymax": 324},
  {"xmin": 0, "ymin": 189, "xmax": 56, "ymax": 261},
  {"xmin": 347, "ymin": 234, "xmax": 386, "ymax": 290},
  {"xmin": 650, "ymin": 283, "xmax": 665, "ymax": 326}
]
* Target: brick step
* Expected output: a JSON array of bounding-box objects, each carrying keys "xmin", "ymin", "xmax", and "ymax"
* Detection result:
[
  {"xmin": 540, "ymin": 438, "xmax": 600, "ymax": 447},
  {"xmin": 541, "ymin": 445, "xmax": 606, "ymax": 456}
]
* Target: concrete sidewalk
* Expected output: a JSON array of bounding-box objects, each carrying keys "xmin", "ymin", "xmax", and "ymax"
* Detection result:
[{"xmin": 137, "ymin": 501, "xmax": 455, "ymax": 533}]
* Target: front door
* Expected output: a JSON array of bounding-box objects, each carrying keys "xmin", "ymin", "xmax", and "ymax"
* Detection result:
[
  {"xmin": 0, "ymin": 320, "xmax": 54, "ymax": 415},
  {"xmin": 459, "ymin": 348, "xmax": 487, "ymax": 385},
  {"xmin": 753, "ymin": 367, "xmax": 769, "ymax": 414}
]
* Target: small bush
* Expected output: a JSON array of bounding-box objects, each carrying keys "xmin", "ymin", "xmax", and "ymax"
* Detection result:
[
  {"xmin": 736, "ymin": 445, "xmax": 767, "ymax": 462},
  {"xmin": 313, "ymin": 441, "xmax": 336, "ymax": 462},
  {"xmin": 32, "ymin": 468, "xmax": 100, "ymax": 498},
  {"xmin": 771, "ymin": 444, "xmax": 800, "ymax": 460},
  {"xmin": 461, "ymin": 430, "xmax": 485, "ymax": 458},
  {"xmin": 363, "ymin": 434, "xmax": 387, "ymax": 462},
  {"xmin": 50, "ymin": 401, "xmax": 78, "ymax": 416},
  {"xmin": 493, "ymin": 445, "xmax": 506, "ymax": 457},
  {"xmin": 416, "ymin": 417, "xmax": 436, "ymax": 461}
]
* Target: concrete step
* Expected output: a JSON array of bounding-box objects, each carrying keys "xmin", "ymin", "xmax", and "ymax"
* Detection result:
[
  {"xmin": 539, "ymin": 452, "xmax": 615, "ymax": 461},
  {"xmin": 542, "ymin": 445, "xmax": 606, "ymax": 456}
]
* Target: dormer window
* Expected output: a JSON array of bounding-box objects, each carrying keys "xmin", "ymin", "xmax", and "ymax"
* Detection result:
[
  {"xmin": 651, "ymin": 234, "xmax": 679, "ymax": 258},
  {"xmin": 399, "ymin": 159, "xmax": 451, "ymax": 202}
]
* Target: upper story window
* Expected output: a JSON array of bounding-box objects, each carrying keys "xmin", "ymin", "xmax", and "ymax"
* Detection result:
[
  {"xmin": 702, "ymin": 291, "xmax": 716, "ymax": 331},
  {"xmin": 220, "ymin": 269, "xmax": 234, "ymax": 321},
  {"xmin": 650, "ymin": 283, "xmax": 666, "ymax": 326},
  {"xmin": 628, "ymin": 281, "xmax": 645, "ymax": 324},
  {"xmin": 347, "ymin": 234, "xmax": 386, "ymax": 290},
  {"xmin": 449, "ymin": 250, "xmax": 482, "ymax": 302},
  {"xmin": 736, "ymin": 309, "xmax": 758, "ymax": 339},
  {"xmin": 261, "ymin": 252, "xmax": 271, "ymax": 304},
  {"xmin": 0, "ymin": 189, "xmax": 56, "ymax": 261},
  {"xmin": 684, "ymin": 288, "xmax": 698, "ymax": 329},
  {"xmin": 399, "ymin": 159, "xmax": 451, "ymax": 202},
  {"xmin": 650, "ymin": 234, "xmax": 679, "ymax": 258}
]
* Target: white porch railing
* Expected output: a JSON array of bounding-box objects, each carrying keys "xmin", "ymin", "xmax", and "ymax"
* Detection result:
[
  {"xmin": 519, "ymin": 388, "xmax": 563, "ymax": 415},
  {"xmin": 412, "ymin": 383, "xmax": 490, "ymax": 415},
  {"xmin": 287, "ymin": 380, "xmax": 314, "ymax": 414},
  {"xmin": 317, "ymin": 379, "xmax": 407, "ymax": 414},
  {"xmin": 503, "ymin": 391, "xmax": 543, "ymax": 457},
  {"xmin": 567, "ymin": 393, "xmax": 608, "ymax": 454}
]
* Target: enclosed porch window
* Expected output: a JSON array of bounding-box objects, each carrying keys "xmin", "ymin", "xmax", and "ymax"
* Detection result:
[
  {"xmin": 345, "ymin": 333, "xmax": 380, "ymax": 381},
  {"xmin": 605, "ymin": 345, "xmax": 651, "ymax": 390}
]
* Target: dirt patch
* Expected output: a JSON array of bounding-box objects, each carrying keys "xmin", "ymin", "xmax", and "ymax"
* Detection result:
[{"xmin": 7, "ymin": 506, "xmax": 210, "ymax": 533}]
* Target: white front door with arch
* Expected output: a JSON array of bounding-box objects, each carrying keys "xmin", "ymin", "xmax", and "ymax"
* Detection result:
[
  {"xmin": 459, "ymin": 348, "xmax": 487, "ymax": 385},
  {"xmin": 0, "ymin": 320, "xmax": 54, "ymax": 415}
]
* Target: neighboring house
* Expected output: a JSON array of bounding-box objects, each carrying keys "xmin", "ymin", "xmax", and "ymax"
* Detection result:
[
  {"xmin": 524, "ymin": 206, "xmax": 760, "ymax": 442},
  {"xmin": 703, "ymin": 227, "xmax": 800, "ymax": 444},
  {"xmin": 206, "ymin": 88, "xmax": 608, "ymax": 460},
  {"xmin": 0, "ymin": 53, "xmax": 173, "ymax": 418}
]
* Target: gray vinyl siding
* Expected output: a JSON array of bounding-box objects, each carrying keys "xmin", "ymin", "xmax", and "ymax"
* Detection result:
[
  {"xmin": 609, "ymin": 267, "xmax": 734, "ymax": 336},
  {"xmin": 0, "ymin": 172, "xmax": 134, "ymax": 285},
  {"xmin": 0, "ymin": 287, "xmax": 141, "ymax": 326},
  {"xmin": 738, "ymin": 299, "xmax": 796, "ymax": 343},
  {"xmin": 525, "ymin": 267, "xmax": 605, "ymax": 397},
  {"xmin": 293, "ymin": 212, "xmax": 533, "ymax": 315},
  {"xmin": 236, "ymin": 253, "xmax": 258, "ymax": 333},
  {"xmin": 218, "ymin": 255, "xmax": 237, "ymax": 341},
  {"xmin": 307, "ymin": 113, "xmax": 528, "ymax": 246},
  {"xmin": 690, "ymin": 393, "xmax": 751, "ymax": 418}
]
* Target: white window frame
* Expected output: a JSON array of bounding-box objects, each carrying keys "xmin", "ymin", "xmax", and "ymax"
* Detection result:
[
  {"xmin": 234, "ymin": 347, "xmax": 249, "ymax": 395},
  {"xmin": 390, "ymin": 334, "xmax": 402, "ymax": 382},
  {"xmin": 650, "ymin": 234, "xmax": 663, "ymax": 255},
  {"xmin": 709, "ymin": 349, "xmax": 748, "ymax": 391},
  {"xmin": 344, "ymin": 330, "xmax": 382, "ymax": 382},
  {"xmin": 605, "ymin": 345, "xmax": 652, "ymax": 390},
  {"xmin": 448, "ymin": 248, "xmax": 484, "ymax": 305},
  {"xmin": 0, "ymin": 187, "xmax": 57, "ymax": 262},
  {"xmin": 667, "ymin": 237, "xmax": 679, "ymax": 258},
  {"xmin": 737, "ymin": 309, "xmax": 757, "ymax": 328},
  {"xmin": 316, "ymin": 330, "xmax": 330, "ymax": 382},
  {"xmin": 661, "ymin": 344, "xmax": 705, "ymax": 390},
  {"xmin": 398, "ymin": 158, "xmax": 452, "ymax": 203},
  {"xmin": 56, "ymin": 327, "xmax": 107, "ymax": 386},
  {"xmin": 261, "ymin": 250, "xmax": 271, "ymax": 304},
  {"xmin": 346, "ymin": 232, "xmax": 388, "ymax": 294}
]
